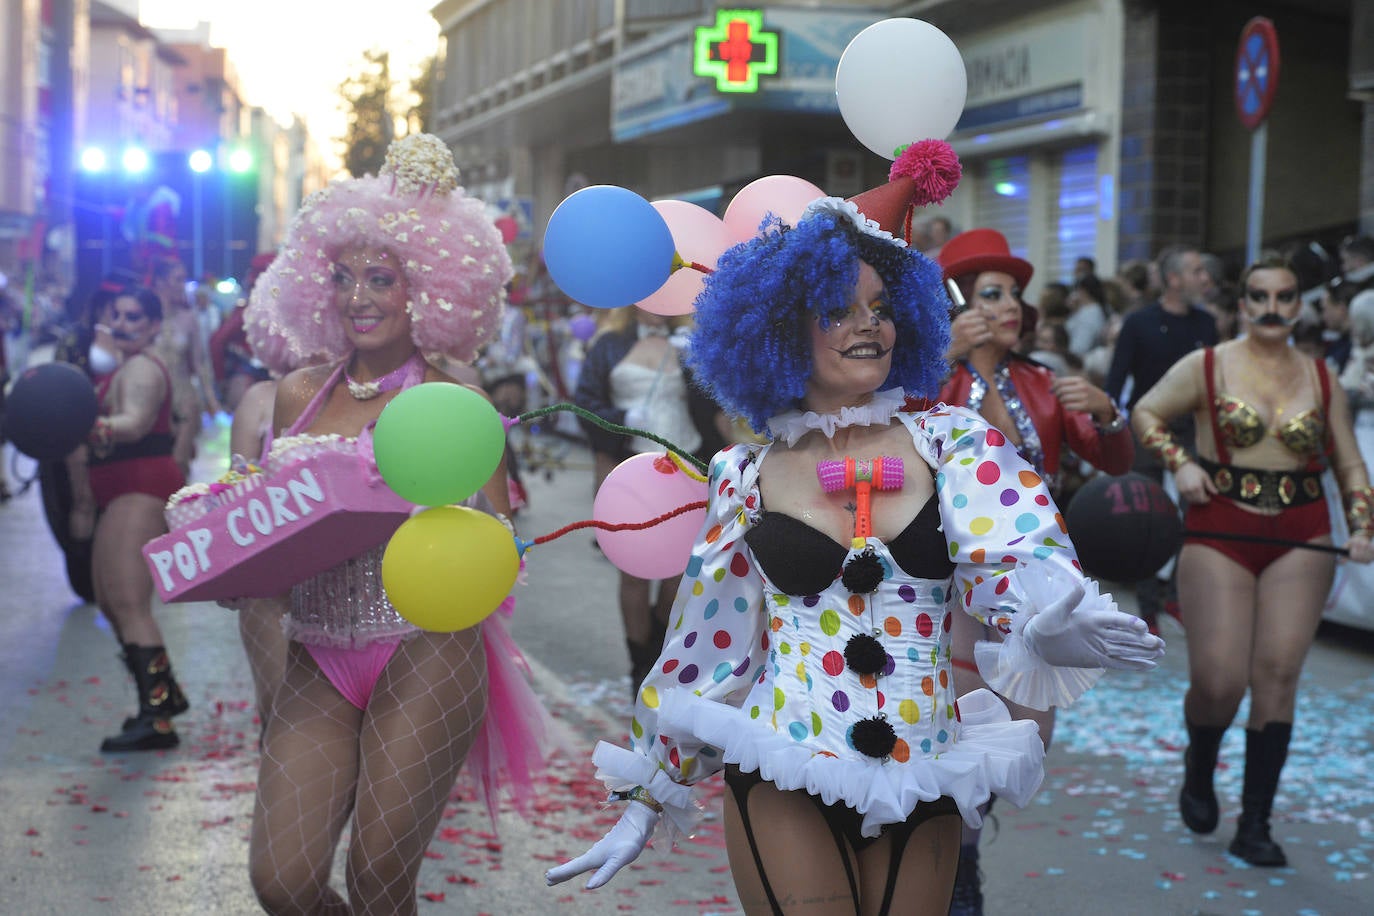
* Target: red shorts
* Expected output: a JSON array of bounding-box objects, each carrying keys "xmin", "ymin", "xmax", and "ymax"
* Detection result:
[
  {"xmin": 88, "ymin": 456, "xmax": 185, "ymax": 510},
  {"xmin": 1183, "ymin": 496, "xmax": 1331, "ymax": 576}
]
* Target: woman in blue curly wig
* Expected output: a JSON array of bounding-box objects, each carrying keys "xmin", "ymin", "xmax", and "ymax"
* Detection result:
[
  {"xmin": 549, "ymin": 167, "xmax": 1163, "ymax": 914},
  {"xmin": 686, "ymin": 202, "xmax": 951, "ymax": 432}
]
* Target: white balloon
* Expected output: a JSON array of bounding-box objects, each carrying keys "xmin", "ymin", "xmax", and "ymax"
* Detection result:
[{"xmin": 835, "ymin": 19, "xmax": 968, "ymax": 160}]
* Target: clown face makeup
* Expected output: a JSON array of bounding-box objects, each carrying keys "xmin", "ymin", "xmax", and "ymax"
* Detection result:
[
  {"xmin": 806, "ymin": 262, "xmax": 896, "ymax": 411},
  {"xmin": 332, "ymin": 246, "xmax": 413, "ymax": 355}
]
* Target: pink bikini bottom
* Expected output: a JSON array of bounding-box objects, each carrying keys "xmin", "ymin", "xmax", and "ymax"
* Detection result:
[{"xmin": 304, "ymin": 639, "xmax": 402, "ymax": 710}]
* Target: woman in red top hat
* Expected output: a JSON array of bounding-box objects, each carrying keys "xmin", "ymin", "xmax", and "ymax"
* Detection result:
[{"xmin": 934, "ymin": 227, "xmax": 1133, "ymax": 915}]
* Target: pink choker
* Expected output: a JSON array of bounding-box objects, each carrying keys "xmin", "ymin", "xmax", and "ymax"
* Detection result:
[{"xmin": 345, "ymin": 352, "xmax": 425, "ymax": 400}]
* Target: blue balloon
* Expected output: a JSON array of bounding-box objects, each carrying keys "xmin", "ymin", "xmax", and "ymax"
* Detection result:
[{"xmin": 543, "ymin": 185, "xmax": 676, "ymax": 309}]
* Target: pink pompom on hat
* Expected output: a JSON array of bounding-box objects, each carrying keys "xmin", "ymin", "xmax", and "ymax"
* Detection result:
[
  {"xmin": 245, "ymin": 134, "xmax": 513, "ymax": 369},
  {"xmin": 846, "ymin": 138, "xmax": 963, "ymax": 240}
]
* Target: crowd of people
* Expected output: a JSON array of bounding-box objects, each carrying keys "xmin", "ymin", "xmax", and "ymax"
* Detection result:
[{"xmin": 3, "ymin": 130, "xmax": 1374, "ymax": 912}]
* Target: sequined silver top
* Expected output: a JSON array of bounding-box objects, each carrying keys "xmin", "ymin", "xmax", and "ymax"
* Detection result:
[
  {"xmin": 963, "ymin": 358, "xmax": 1057, "ymax": 493},
  {"xmin": 287, "ymin": 543, "xmax": 416, "ymax": 649}
]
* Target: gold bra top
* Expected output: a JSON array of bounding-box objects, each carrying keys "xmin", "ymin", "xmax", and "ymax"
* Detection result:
[{"xmin": 1213, "ymin": 394, "xmax": 1325, "ymax": 457}]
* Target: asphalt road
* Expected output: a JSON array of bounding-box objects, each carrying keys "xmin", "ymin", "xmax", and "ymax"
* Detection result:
[{"xmin": 1, "ymin": 427, "xmax": 1371, "ymax": 915}]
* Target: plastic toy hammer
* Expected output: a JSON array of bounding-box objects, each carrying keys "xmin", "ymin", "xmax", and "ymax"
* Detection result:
[{"xmin": 816, "ymin": 457, "xmax": 905, "ymax": 542}]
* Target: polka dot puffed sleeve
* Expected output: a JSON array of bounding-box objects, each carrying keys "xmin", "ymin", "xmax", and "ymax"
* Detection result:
[
  {"xmin": 590, "ymin": 443, "xmax": 768, "ymax": 836},
  {"xmin": 911, "ymin": 406, "xmax": 1107, "ymax": 710}
]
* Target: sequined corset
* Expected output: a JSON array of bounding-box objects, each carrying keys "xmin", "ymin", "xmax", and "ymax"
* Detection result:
[
  {"xmin": 287, "ymin": 543, "xmax": 416, "ymax": 649},
  {"xmin": 1213, "ymin": 395, "xmax": 1325, "ymax": 457}
]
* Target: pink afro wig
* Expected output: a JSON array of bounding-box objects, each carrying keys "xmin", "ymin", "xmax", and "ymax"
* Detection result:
[{"xmin": 245, "ymin": 134, "xmax": 513, "ymax": 368}]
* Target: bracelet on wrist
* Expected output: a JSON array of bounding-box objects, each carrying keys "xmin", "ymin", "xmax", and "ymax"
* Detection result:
[
  {"xmin": 609, "ymin": 785, "xmax": 663, "ymax": 813},
  {"xmin": 1138, "ymin": 422, "xmax": 1189, "ymax": 473},
  {"xmin": 1345, "ymin": 486, "xmax": 1374, "ymax": 536},
  {"xmin": 1094, "ymin": 399, "xmax": 1127, "ymax": 434}
]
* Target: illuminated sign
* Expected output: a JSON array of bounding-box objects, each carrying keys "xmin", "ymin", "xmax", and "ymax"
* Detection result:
[{"xmin": 693, "ymin": 9, "xmax": 778, "ymax": 94}]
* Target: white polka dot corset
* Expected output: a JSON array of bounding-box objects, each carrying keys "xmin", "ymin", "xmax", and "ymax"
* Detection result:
[{"xmin": 744, "ymin": 543, "xmax": 960, "ymax": 764}]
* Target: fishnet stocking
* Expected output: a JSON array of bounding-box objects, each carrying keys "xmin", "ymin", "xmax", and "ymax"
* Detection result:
[
  {"xmin": 237, "ymin": 597, "xmax": 289, "ymax": 740},
  {"xmin": 250, "ymin": 627, "xmax": 487, "ymax": 915}
]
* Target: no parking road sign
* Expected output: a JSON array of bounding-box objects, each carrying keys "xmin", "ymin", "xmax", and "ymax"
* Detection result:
[{"xmin": 1235, "ymin": 17, "xmax": 1280, "ymax": 130}]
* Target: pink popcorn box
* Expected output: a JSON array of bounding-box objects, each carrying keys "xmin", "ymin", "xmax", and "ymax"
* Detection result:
[{"xmin": 142, "ymin": 450, "xmax": 412, "ymax": 604}]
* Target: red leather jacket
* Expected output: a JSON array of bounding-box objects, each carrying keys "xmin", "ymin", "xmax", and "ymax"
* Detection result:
[{"xmin": 933, "ymin": 357, "xmax": 1134, "ymax": 478}]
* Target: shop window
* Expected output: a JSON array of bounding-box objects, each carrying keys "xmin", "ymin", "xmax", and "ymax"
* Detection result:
[
  {"xmin": 974, "ymin": 155, "xmax": 1031, "ymax": 261},
  {"xmin": 1048, "ymin": 145, "xmax": 1099, "ymax": 284}
]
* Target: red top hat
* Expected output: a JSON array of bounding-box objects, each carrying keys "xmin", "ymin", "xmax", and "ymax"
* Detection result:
[{"xmin": 938, "ymin": 228, "xmax": 1034, "ymax": 289}]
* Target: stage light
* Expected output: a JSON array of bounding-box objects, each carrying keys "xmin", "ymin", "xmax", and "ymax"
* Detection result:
[
  {"xmin": 189, "ymin": 149, "xmax": 213, "ymax": 173},
  {"xmin": 228, "ymin": 148, "xmax": 253, "ymax": 173},
  {"xmin": 122, "ymin": 146, "xmax": 150, "ymax": 174},
  {"xmin": 80, "ymin": 147, "xmax": 108, "ymax": 172}
]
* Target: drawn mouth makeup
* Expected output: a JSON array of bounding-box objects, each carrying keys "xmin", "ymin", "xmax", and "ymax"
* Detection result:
[{"xmin": 833, "ymin": 344, "xmax": 892, "ymax": 359}]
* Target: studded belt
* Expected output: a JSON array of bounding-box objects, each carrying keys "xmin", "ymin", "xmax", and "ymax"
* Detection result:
[{"xmin": 1195, "ymin": 457, "xmax": 1324, "ymax": 510}]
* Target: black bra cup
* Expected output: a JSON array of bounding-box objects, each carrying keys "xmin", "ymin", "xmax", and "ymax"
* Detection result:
[
  {"xmin": 744, "ymin": 497, "xmax": 953, "ymax": 597},
  {"xmin": 745, "ymin": 513, "xmax": 847, "ymax": 596},
  {"xmin": 888, "ymin": 497, "xmax": 956, "ymax": 580}
]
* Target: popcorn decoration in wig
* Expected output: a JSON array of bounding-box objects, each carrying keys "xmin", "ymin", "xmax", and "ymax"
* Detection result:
[{"xmin": 245, "ymin": 134, "xmax": 514, "ymax": 369}]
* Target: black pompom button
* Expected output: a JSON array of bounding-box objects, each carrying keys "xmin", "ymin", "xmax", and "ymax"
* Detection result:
[
  {"xmin": 841, "ymin": 549, "xmax": 884, "ymax": 594},
  {"xmin": 852, "ymin": 716, "xmax": 897, "ymax": 759},
  {"xmin": 844, "ymin": 633, "xmax": 886, "ymax": 676}
]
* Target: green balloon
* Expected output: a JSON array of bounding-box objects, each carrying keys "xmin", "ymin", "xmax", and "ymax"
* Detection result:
[{"xmin": 373, "ymin": 383, "xmax": 506, "ymax": 506}]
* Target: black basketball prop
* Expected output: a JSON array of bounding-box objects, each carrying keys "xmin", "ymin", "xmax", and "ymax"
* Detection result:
[
  {"xmin": 1065, "ymin": 473, "xmax": 1183, "ymax": 582},
  {"xmin": 3, "ymin": 362, "xmax": 99, "ymax": 460}
]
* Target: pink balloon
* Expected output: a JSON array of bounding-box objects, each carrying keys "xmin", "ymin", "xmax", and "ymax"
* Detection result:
[
  {"xmin": 593, "ymin": 452, "xmax": 708, "ymax": 580},
  {"xmin": 637, "ymin": 200, "xmax": 733, "ymax": 316},
  {"xmin": 723, "ymin": 175, "xmax": 827, "ymax": 244}
]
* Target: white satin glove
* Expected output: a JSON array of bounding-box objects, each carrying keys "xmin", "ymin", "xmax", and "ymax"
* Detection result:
[
  {"xmin": 545, "ymin": 800, "xmax": 660, "ymax": 889},
  {"xmin": 1022, "ymin": 581, "xmax": 1164, "ymax": 670},
  {"xmin": 623, "ymin": 405, "xmax": 650, "ymax": 432}
]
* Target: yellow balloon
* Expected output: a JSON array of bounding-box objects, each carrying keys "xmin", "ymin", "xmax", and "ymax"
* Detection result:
[{"xmin": 381, "ymin": 506, "xmax": 519, "ymax": 632}]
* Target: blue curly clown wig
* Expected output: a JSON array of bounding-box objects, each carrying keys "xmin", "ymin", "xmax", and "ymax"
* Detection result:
[{"xmin": 686, "ymin": 209, "xmax": 951, "ymax": 433}]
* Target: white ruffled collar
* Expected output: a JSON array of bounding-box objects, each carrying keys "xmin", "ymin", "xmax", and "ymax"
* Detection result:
[
  {"xmin": 766, "ymin": 388, "xmax": 907, "ymax": 445},
  {"xmin": 801, "ymin": 197, "xmax": 908, "ymax": 249}
]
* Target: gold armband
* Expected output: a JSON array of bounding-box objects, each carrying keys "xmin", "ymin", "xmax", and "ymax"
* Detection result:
[
  {"xmin": 609, "ymin": 785, "xmax": 663, "ymax": 812},
  {"xmin": 1138, "ymin": 423, "xmax": 1190, "ymax": 473},
  {"xmin": 1345, "ymin": 487, "xmax": 1374, "ymax": 536}
]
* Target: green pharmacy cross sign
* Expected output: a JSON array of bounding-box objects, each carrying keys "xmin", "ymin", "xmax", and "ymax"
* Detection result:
[{"xmin": 694, "ymin": 9, "xmax": 779, "ymax": 94}]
